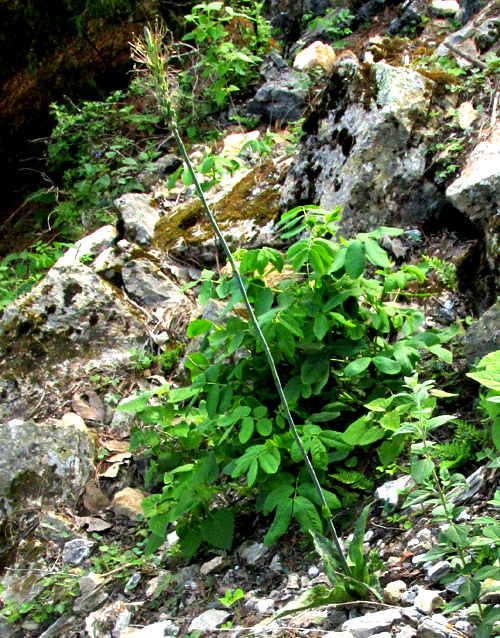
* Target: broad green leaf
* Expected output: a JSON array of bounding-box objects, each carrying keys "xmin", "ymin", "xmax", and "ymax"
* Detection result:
[
  {"xmin": 264, "ymin": 500, "xmax": 292, "ymax": 545},
  {"xmin": 294, "ymin": 495, "xmax": 322, "ymax": 533},
  {"xmin": 458, "ymin": 578, "xmax": 481, "ymax": 602},
  {"xmin": 344, "ymin": 357, "xmax": 371, "ymax": 377},
  {"xmin": 256, "ymin": 418, "xmax": 273, "ymax": 436},
  {"xmin": 363, "ymin": 238, "xmax": 391, "ymax": 268},
  {"xmin": 310, "ymin": 437, "xmax": 329, "ymax": 469},
  {"xmin": 263, "ymin": 485, "xmax": 294, "ymax": 515},
  {"xmin": 349, "ymin": 503, "xmax": 370, "ymax": 579},
  {"xmin": 254, "ymin": 285, "xmax": 274, "ymax": 317},
  {"xmin": 378, "ymin": 436, "xmax": 405, "ymax": 467},
  {"xmin": 284, "ymin": 375, "xmax": 301, "ymax": 403},
  {"xmin": 442, "ymin": 524, "xmax": 469, "ymax": 545},
  {"xmin": 372, "ymin": 356, "xmax": 401, "ymax": 375},
  {"xmin": 201, "ymin": 509, "xmax": 234, "ymax": 550},
  {"xmin": 314, "ymin": 314, "xmax": 329, "ymax": 341},
  {"xmin": 301, "ymin": 354, "xmax": 330, "ymax": 384},
  {"xmin": 411, "ymin": 458, "xmax": 434, "ymax": 483},
  {"xmin": 342, "ymin": 417, "xmax": 369, "ymax": 446},
  {"xmin": 345, "ymin": 241, "xmax": 366, "ymax": 278},
  {"xmin": 239, "ymin": 416, "xmax": 254, "ymax": 443},
  {"xmin": 206, "ymin": 384, "xmax": 220, "ymax": 418},
  {"xmin": 144, "ymin": 533, "xmax": 166, "ymax": 556},
  {"xmin": 187, "ymin": 319, "xmax": 213, "ymax": 337}
]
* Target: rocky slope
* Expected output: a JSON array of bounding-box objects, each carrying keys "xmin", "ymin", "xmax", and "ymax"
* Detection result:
[{"xmin": 2, "ymin": 1, "xmax": 500, "ymax": 637}]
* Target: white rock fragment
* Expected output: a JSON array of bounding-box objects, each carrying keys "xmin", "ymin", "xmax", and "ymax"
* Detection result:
[
  {"xmin": 255, "ymin": 598, "xmax": 275, "ymax": 615},
  {"xmin": 62, "ymin": 538, "xmax": 95, "ymax": 565},
  {"xmin": 431, "ymin": 0, "xmax": 460, "ymax": 16},
  {"xmin": 125, "ymin": 620, "xmax": 180, "ymax": 637},
  {"xmin": 188, "ymin": 609, "xmax": 230, "ymax": 632},
  {"xmin": 414, "ymin": 587, "xmax": 445, "ymax": 613},
  {"xmin": 239, "ymin": 542, "xmax": 269, "ymax": 565},
  {"xmin": 375, "ymin": 475, "xmax": 415, "ymax": 506},
  {"xmin": 200, "ymin": 556, "xmax": 226, "ymax": 576},
  {"xmin": 384, "ymin": 579, "xmax": 407, "ymax": 603},
  {"xmin": 342, "ymin": 609, "xmax": 402, "ymax": 638},
  {"xmin": 112, "ymin": 487, "xmax": 146, "ymax": 521},
  {"xmin": 294, "ymin": 41, "xmax": 336, "ymax": 73}
]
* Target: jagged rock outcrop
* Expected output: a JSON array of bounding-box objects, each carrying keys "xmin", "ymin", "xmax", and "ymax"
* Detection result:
[
  {"xmin": 281, "ymin": 59, "xmax": 435, "ymax": 235},
  {"xmin": 0, "ymin": 415, "xmax": 95, "ymax": 523}
]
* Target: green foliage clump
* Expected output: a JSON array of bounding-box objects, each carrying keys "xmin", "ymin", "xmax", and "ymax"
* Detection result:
[
  {"xmin": 178, "ymin": 1, "xmax": 272, "ymax": 126},
  {"xmin": 0, "ymin": 241, "xmax": 70, "ymax": 308},
  {"xmin": 27, "ymin": 80, "xmax": 163, "ymax": 238},
  {"xmin": 117, "ymin": 206, "xmax": 460, "ymax": 559}
]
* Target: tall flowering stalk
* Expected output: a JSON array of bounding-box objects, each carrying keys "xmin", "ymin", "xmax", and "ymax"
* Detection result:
[{"xmin": 130, "ymin": 24, "xmax": 350, "ymax": 575}]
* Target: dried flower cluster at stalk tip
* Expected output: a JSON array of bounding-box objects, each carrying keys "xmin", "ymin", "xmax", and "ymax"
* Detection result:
[{"xmin": 130, "ymin": 22, "xmax": 179, "ymax": 126}]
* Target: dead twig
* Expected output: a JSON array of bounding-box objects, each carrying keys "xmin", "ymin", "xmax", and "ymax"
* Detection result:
[{"xmin": 443, "ymin": 43, "xmax": 487, "ymax": 70}]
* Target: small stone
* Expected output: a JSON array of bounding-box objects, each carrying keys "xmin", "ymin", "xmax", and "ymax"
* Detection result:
[
  {"xmin": 426, "ymin": 561, "xmax": 452, "ymax": 583},
  {"xmin": 416, "ymin": 528, "xmax": 432, "ymax": 542},
  {"xmin": 342, "ymin": 609, "xmax": 402, "ymax": 638},
  {"xmin": 112, "ymin": 487, "xmax": 146, "ymax": 521},
  {"xmin": 396, "ymin": 627, "xmax": 417, "ymax": 638},
  {"xmin": 414, "ymin": 587, "xmax": 444, "ymax": 613},
  {"xmin": 431, "ymin": 0, "xmax": 460, "ymax": 16},
  {"xmin": 188, "ymin": 609, "xmax": 230, "ymax": 631},
  {"xmin": 300, "ymin": 575, "xmax": 309, "ymax": 587},
  {"xmin": 308, "ymin": 565, "xmax": 320, "ymax": 578},
  {"xmin": 78, "ymin": 572, "xmax": 105, "ymax": 598},
  {"xmin": 445, "ymin": 575, "xmax": 467, "ymax": 594},
  {"xmin": 419, "ymin": 614, "xmax": 458, "ymax": 638},
  {"xmin": 402, "ymin": 607, "xmax": 425, "ymax": 627},
  {"xmin": 62, "ymin": 538, "xmax": 95, "ymax": 565},
  {"xmin": 286, "ymin": 573, "xmax": 300, "ymax": 589},
  {"xmin": 323, "ymin": 633, "xmax": 355, "ymax": 638},
  {"xmin": 370, "ymin": 633, "xmax": 392, "ymax": 638},
  {"xmin": 124, "ymin": 573, "xmax": 141, "ymax": 593},
  {"xmin": 457, "ymin": 102, "xmax": 478, "ymax": 129},
  {"xmin": 453, "ymin": 620, "xmax": 474, "ymax": 634},
  {"xmin": 384, "ymin": 579, "xmax": 407, "ymax": 603},
  {"xmin": 239, "ymin": 542, "xmax": 269, "ymax": 565},
  {"xmin": 200, "ymin": 556, "xmax": 226, "ymax": 575},
  {"xmin": 479, "ymin": 578, "xmax": 500, "ymax": 603},
  {"xmin": 290, "ymin": 609, "xmax": 328, "ymax": 627},
  {"xmin": 255, "ymin": 598, "xmax": 275, "ymax": 615},
  {"xmin": 375, "ymin": 475, "xmax": 414, "ymax": 506},
  {"xmin": 126, "ymin": 620, "xmax": 179, "ymax": 637},
  {"xmin": 270, "ymin": 554, "xmax": 283, "ymax": 572},
  {"xmin": 166, "ymin": 530, "xmax": 179, "ymax": 546}
]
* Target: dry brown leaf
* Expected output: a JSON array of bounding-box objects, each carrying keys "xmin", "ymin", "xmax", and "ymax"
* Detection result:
[
  {"xmin": 72, "ymin": 390, "xmax": 105, "ymax": 422},
  {"xmin": 100, "ymin": 439, "xmax": 130, "ymax": 453},
  {"xmin": 83, "ymin": 482, "xmax": 111, "ymax": 513}
]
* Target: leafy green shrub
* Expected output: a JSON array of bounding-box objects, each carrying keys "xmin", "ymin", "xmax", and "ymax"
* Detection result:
[
  {"xmin": 0, "ymin": 241, "xmax": 70, "ymax": 308},
  {"xmin": 178, "ymin": 1, "xmax": 272, "ymax": 125},
  {"xmin": 27, "ymin": 80, "xmax": 162, "ymax": 238},
  {"xmin": 117, "ymin": 205, "xmax": 460, "ymax": 558}
]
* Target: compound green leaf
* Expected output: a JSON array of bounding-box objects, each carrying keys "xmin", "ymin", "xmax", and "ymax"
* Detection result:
[
  {"xmin": 263, "ymin": 484, "xmax": 294, "ymax": 515},
  {"xmin": 256, "ymin": 418, "xmax": 273, "ymax": 436},
  {"xmin": 259, "ymin": 447, "xmax": 281, "ymax": 474},
  {"xmin": 313, "ymin": 314, "xmax": 330, "ymax": 341}
]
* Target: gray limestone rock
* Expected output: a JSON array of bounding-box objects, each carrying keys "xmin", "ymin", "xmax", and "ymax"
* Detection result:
[
  {"xmin": 0, "ymin": 259, "xmax": 147, "ymax": 421},
  {"xmin": 247, "ymin": 53, "xmax": 309, "ymax": 123},
  {"xmin": 281, "ymin": 60, "xmax": 433, "ymax": 236},
  {"xmin": 126, "ymin": 620, "xmax": 180, "ymax": 637},
  {"xmin": 188, "ymin": 609, "xmax": 231, "ymax": 632},
  {"xmin": 463, "ymin": 301, "xmax": 500, "ymax": 363},
  {"xmin": 446, "ymin": 125, "xmax": 500, "ymax": 225},
  {"xmin": 0, "ymin": 418, "xmax": 95, "ymax": 522},
  {"xmin": 375, "ymin": 475, "xmax": 415, "ymax": 506},
  {"xmin": 342, "ymin": 609, "xmax": 403, "ymax": 638},
  {"xmin": 62, "ymin": 538, "xmax": 95, "ymax": 565},
  {"xmin": 114, "ymin": 193, "xmax": 161, "ymax": 246},
  {"xmin": 122, "ymin": 258, "xmax": 189, "ymax": 309}
]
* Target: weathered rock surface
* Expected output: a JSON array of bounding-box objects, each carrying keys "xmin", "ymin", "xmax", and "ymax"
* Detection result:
[
  {"xmin": 462, "ymin": 299, "xmax": 500, "ymax": 363},
  {"xmin": 342, "ymin": 609, "xmax": 403, "ymax": 638},
  {"xmin": 0, "ymin": 418, "xmax": 95, "ymax": 521},
  {"xmin": 154, "ymin": 159, "xmax": 287, "ymax": 263},
  {"xmin": 0, "ymin": 259, "xmax": 147, "ymax": 421},
  {"xmin": 114, "ymin": 193, "xmax": 161, "ymax": 246},
  {"xmin": 281, "ymin": 60, "xmax": 434, "ymax": 235},
  {"xmin": 247, "ymin": 52, "xmax": 309, "ymax": 123},
  {"xmin": 122, "ymin": 258, "xmax": 189, "ymax": 309}
]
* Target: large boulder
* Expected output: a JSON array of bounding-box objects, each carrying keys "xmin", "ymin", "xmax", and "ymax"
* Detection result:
[
  {"xmin": 446, "ymin": 124, "xmax": 500, "ymax": 285},
  {"xmin": 0, "ymin": 258, "xmax": 148, "ymax": 421},
  {"xmin": 281, "ymin": 59, "xmax": 435, "ymax": 236},
  {"xmin": 0, "ymin": 416, "xmax": 95, "ymax": 522}
]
